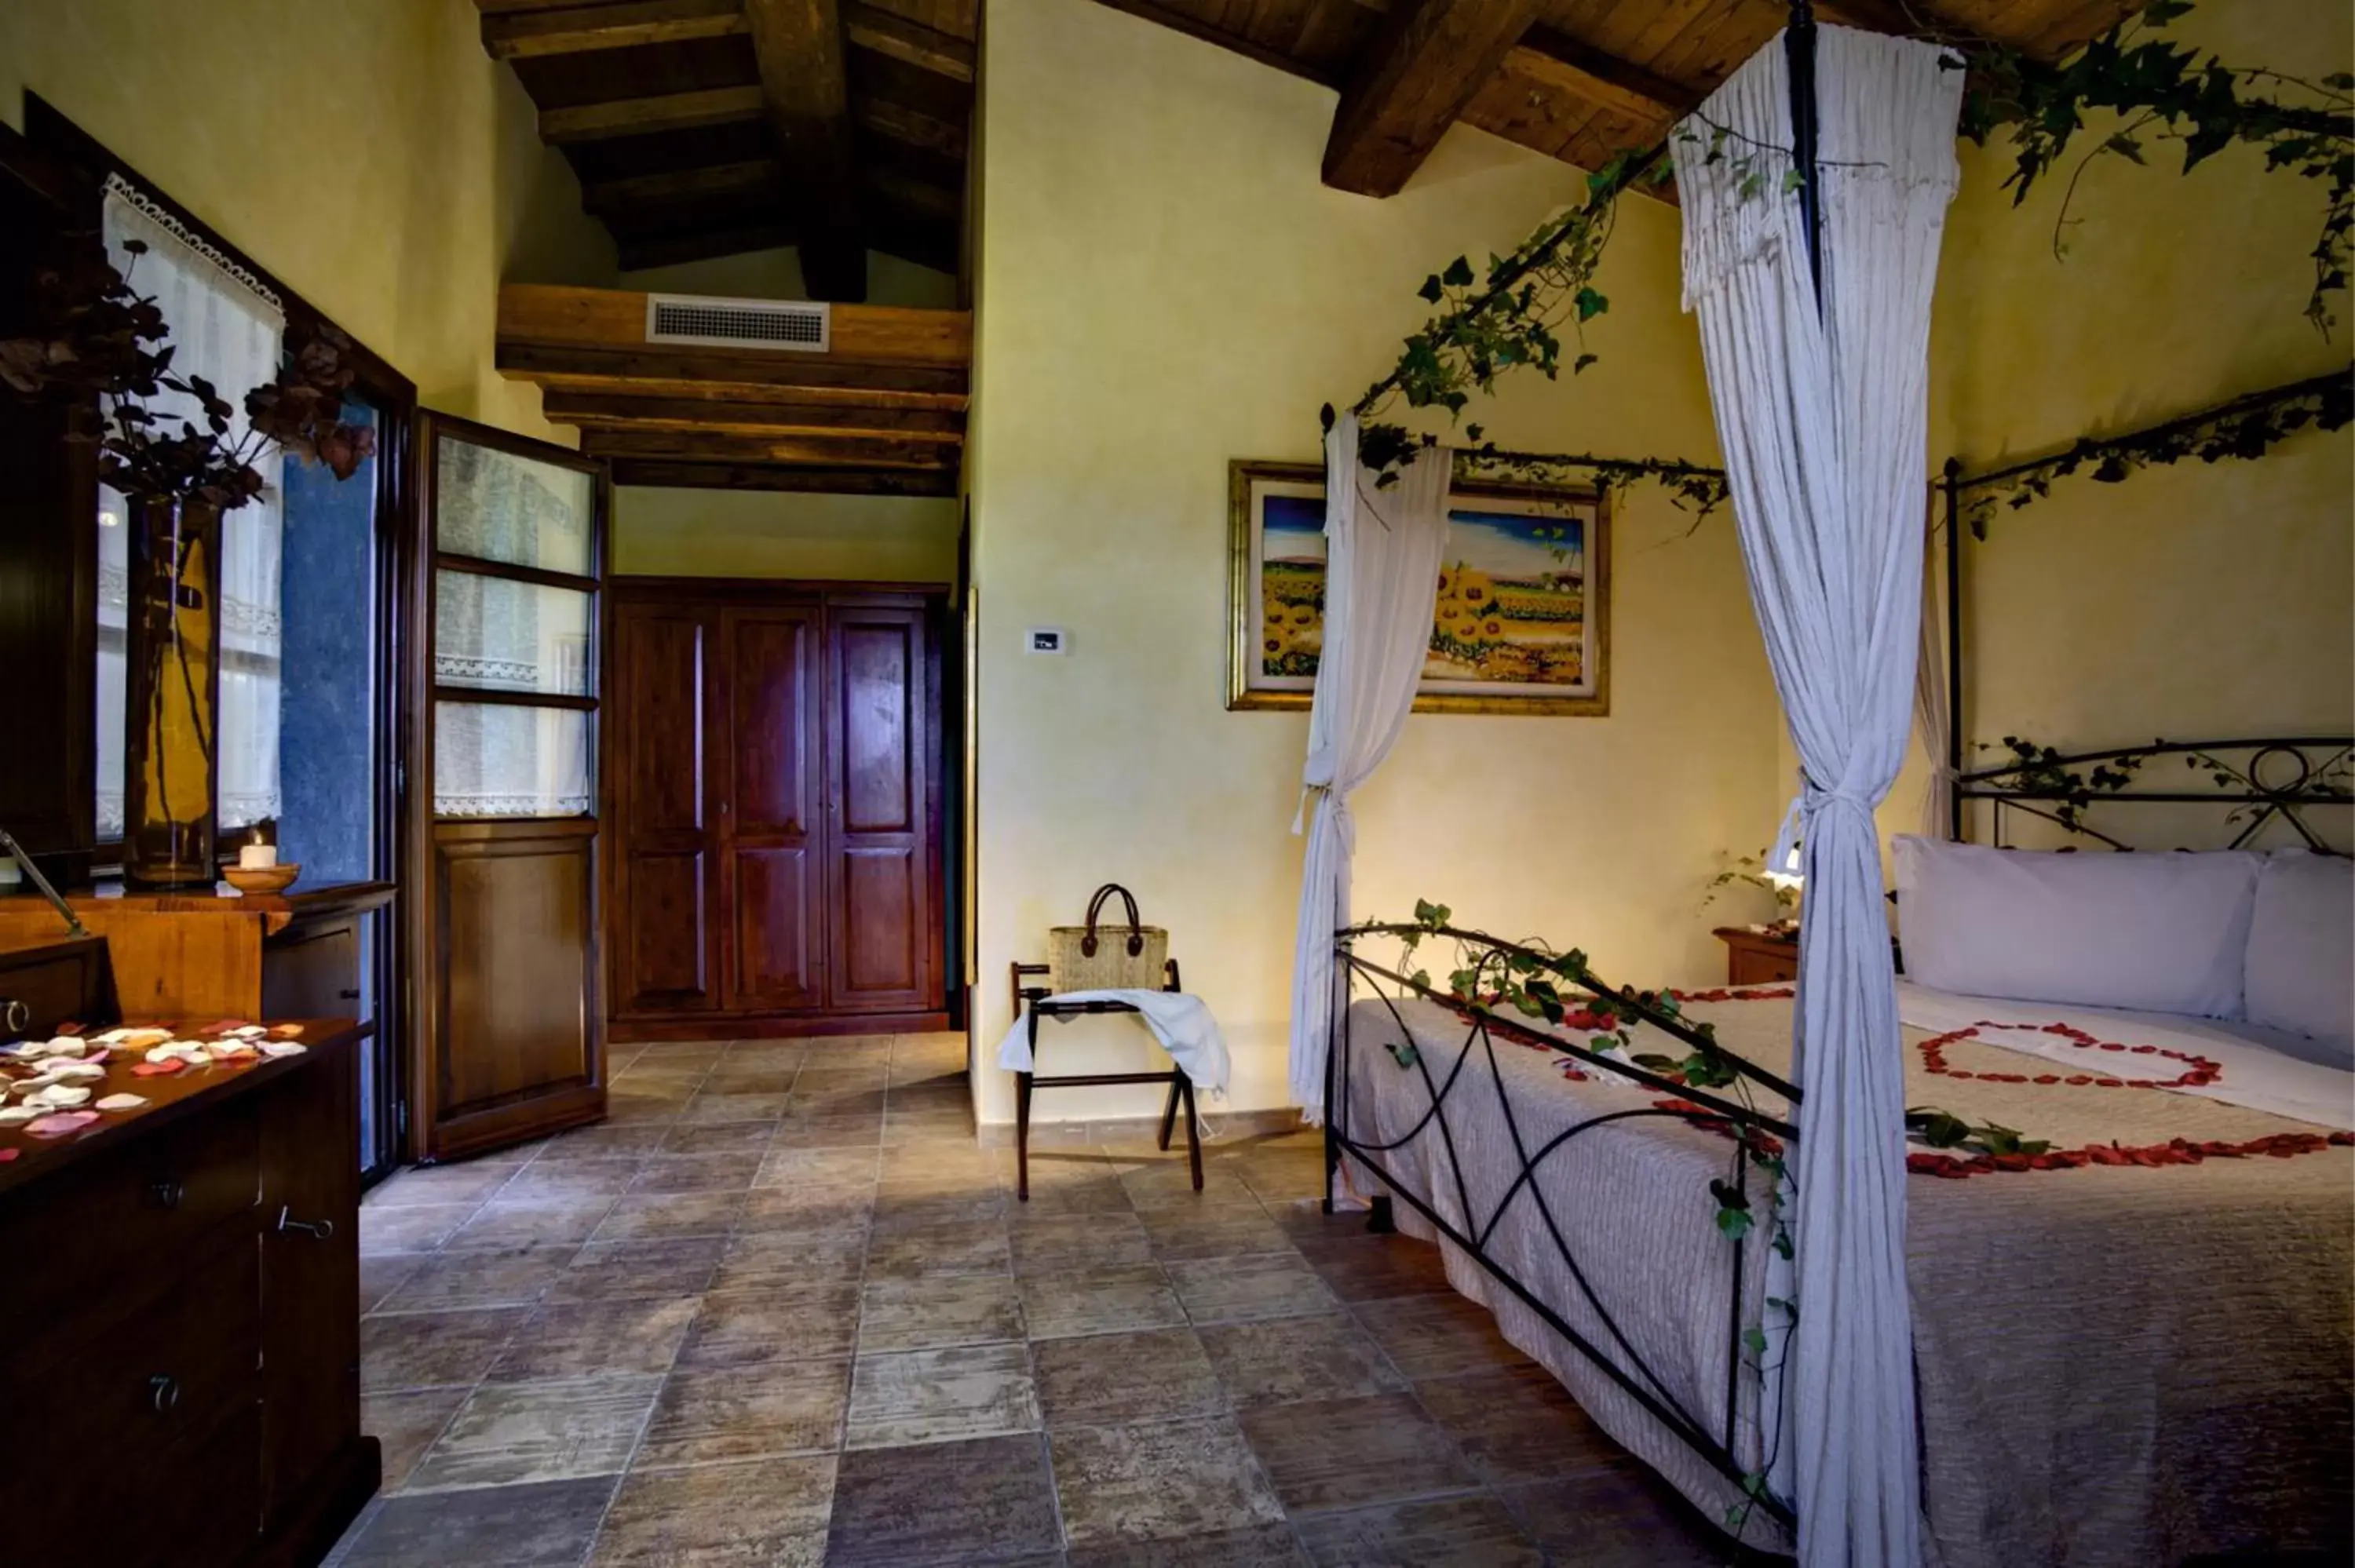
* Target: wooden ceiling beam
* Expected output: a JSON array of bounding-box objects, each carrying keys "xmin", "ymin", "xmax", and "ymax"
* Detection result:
[
  {"xmin": 585, "ymin": 159, "xmax": 783, "ymax": 217},
  {"xmin": 842, "ymin": 1, "xmax": 976, "ymax": 82},
  {"xmin": 482, "ymin": 0, "xmax": 750, "ymax": 58},
  {"xmin": 1322, "ymin": 0, "xmax": 1546, "ymax": 197},
  {"xmin": 500, "ymin": 340, "xmax": 969, "ymax": 398},
  {"xmin": 1507, "ymin": 25, "xmax": 1700, "ymax": 124},
  {"xmin": 524, "ymin": 367, "xmax": 966, "ymax": 410},
  {"xmin": 540, "ymin": 84, "xmax": 766, "ymax": 144},
  {"xmin": 866, "ymin": 167, "xmax": 961, "ymax": 223},
  {"xmin": 607, "ymin": 458, "xmax": 958, "ymax": 495},
  {"xmin": 502, "ymin": 283, "xmax": 969, "ymax": 364},
  {"xmin": 853, "ymin": 97, "xmax": 969, "ymax": 160},
  {"xmin": 582, "ymin": 427, "xmax": 953, "ymax": 468},
  {"xmin": 744, "ymin": 0, "xmax": 867, "ymax": 301},
  {"xmin": 542, "ymin": 390, "xmax": 965, "ymax": 439}
]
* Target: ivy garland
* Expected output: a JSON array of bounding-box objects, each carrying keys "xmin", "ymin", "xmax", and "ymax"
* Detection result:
[
  {"xmin": 1339, "ymin": 1, "xmax": 2351, "ymax": 491},
  {"xmin": 1951, "ymin": 371, "xmax": 2353, "ymax": 536},
  {"xmin": 1955, "ymin": 0, "xmax": 2354, "ymax": 335}
]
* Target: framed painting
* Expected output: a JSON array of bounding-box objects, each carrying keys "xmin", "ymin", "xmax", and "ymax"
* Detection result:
[{"xmin": 1226, "ymin": 458, "xmax": 1610, "ymax": 715}]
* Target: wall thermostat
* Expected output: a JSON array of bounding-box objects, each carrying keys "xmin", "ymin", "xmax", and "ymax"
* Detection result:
[{"xmin": 1025, "ymin": 627, "xmax": 1068, "ymax": 655}]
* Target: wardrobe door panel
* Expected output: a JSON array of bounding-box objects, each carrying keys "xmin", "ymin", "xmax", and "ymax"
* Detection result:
[
  {"xmin": 825, "ymin": 603, "xmax": 934, "ymax": 1014},
  {"xmin": 724, "ymin": 607, "xmax": 824, "ymax": 1011},
  {"xmin": 612, "ymin": 604, "xmax": 717, "ymax": 1013}
]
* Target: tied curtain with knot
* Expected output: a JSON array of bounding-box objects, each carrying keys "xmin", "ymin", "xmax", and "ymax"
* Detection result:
[
  {"xmin": 1287, "ymin": 413, "xmax": 1450, "ymax": 1120},
  {"xmin": 1672, "ymin": 24, "xmax": 1962, "ymax": 1568}
]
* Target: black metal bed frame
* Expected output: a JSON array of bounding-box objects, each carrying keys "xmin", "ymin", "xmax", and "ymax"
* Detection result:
[{"xmin": 1320, "ymin": 922, "xmax": 1801, "ymax": 1537}]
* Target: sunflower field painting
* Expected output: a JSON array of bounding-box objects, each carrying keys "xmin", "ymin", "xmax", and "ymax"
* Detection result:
[{"xmin": 1227, "ymin": 460, "xmax": 1609, "ymax": 716}]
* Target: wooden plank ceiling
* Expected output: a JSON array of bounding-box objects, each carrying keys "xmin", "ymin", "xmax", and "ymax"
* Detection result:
[
  {"xmin": 477, "ymin": 0, "xmax": 972, "ymax": 294},
  {"xmin": 1091, "ymin": 0, "xmax": 2141, "ymax": 199},
  {"xmin": 498, "ymin": 283, "xmax": 969, "ymax": 494}
]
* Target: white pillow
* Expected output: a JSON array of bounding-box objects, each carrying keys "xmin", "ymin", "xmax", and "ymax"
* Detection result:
[
  {"xmin": 1893, "ymin": 836, "xmax": 2263, "ymax": 1019},
  {"xmin": 2244, "ymin": 851, "xmax": 2353, "ymax": 1061}
]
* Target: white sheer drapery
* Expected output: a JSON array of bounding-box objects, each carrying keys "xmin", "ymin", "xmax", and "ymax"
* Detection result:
[
  {"xmin": 1287, "ymin": 414, "xmax": 1451, "ymax": 1119},
  {"xmin": 1674, "ymin": 25, "xmax": 1962, "ymax": 1568},
  {"xmin": 1913, "ymin": 509, "xmax": 1954, "ymax": 837},
  {"xmin": 98, "ymin": 177, "xmax": 285, "ymax": 837}
]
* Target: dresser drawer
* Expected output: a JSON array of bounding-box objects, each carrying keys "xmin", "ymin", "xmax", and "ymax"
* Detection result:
[
  {"xmin": 0, "ymin": 1099, "xmax": 260, "ymax": 1332},
  {"xmin": 0, "ymin": 1238, "xmax": 261, "ymax": 1566}
]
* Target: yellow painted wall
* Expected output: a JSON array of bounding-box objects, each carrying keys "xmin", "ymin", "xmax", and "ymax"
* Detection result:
[
  {"xmin": 1900, "ymin": 0, "xmax": 2354, "ymax": 851},
  {"xmin": 614, "ymin": 487, "xmax": 960, "ymax": 582},
  {"xmin": 968, "ymin": 0, "xmax": 1782, "ymax": 1122},
  {"xmin": 621, "ymin": 246, "xmax": 957, "ymax": 308},
  {"xmin": 0, "ymin": 0, "xmax": 615, "ymax": 444}
]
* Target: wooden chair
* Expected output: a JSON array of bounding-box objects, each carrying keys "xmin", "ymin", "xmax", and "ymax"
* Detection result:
[{"xmin": 1007, "ymin": 957, "xmax": 1202, "ymax": 1201}]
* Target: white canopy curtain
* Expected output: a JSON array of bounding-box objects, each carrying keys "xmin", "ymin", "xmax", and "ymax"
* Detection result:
[
  {"xmin": 1287, "ymin": 413, "xmax": 1451, "ymax": 1119},
  {"xmin": 1672, "ymin": 23, "xmax": 1962, "ymax": 1568},
  {"xmin": 98, "ymin": 175, "xmax": 287, "ymax": 837}
]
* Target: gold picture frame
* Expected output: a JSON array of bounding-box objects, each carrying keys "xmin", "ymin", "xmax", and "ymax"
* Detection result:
[{"xmin": 1226, "ymin": 458, "xmax": 1612, "ymax": 716}]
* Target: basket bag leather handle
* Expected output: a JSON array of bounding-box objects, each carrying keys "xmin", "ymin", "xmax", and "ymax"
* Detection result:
[{"xmin": 1079, "ymin": 883, "xmax": 1145, "ymax": 958}]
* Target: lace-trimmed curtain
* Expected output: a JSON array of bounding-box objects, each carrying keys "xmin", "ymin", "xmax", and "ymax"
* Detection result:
[
  {"xmin": 1673, "ymin": 24, "xmax": 1962, "ymax": 1568},
  {"xmin": 97, "ymin": 176, "xmax": 286, "ymax": 839}
]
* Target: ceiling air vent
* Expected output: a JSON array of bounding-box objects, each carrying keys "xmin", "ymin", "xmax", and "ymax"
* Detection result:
[{"xmin": 644, "ymin": 294, "xmax": 831, "ymax": 352}]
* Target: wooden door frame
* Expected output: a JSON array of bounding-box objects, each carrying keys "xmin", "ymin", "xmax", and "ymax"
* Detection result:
[
  {"xmin": 602, "ymin": 576, "xmax": 952, "ymax": 1041},
  {"xmin": 407, "ymin": 412, "xmax": 612, "ymax": 1161}
]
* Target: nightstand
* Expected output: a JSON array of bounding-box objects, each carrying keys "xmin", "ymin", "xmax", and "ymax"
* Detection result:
[{"xmin": 1713, "ymin": 925, "xmax": 1798, "ymax": 985}]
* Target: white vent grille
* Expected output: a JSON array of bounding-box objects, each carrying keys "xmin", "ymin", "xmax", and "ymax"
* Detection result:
[{"xmin": 644, "ymin": 294, "xmax": 831, "ymax": 352}]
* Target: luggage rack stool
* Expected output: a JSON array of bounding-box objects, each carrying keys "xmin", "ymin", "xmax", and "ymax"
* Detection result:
[{"xmin": 1008, "ymin": 957, "xmax": 1201, "ymax": 1202}]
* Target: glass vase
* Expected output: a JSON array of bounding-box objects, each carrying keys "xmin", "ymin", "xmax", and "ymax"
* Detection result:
[{"xmin": 122, "ymin": 497, "xmax": 223, "ymax": 888}]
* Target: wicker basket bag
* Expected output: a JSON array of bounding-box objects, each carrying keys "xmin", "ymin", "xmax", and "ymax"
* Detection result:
[{"xmin": 1046, "ymin": 884, "xmax": 1170, "ymax": 994}]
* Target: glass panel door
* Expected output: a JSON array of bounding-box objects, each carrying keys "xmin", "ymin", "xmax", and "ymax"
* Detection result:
[{"xmin": 411, "ymin": 415, "xmax": 608, "ymax": 1161}]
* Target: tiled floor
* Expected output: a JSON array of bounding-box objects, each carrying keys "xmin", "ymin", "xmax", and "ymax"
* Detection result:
[{"xmin": 331, "ymin": 1032, "xmax": 1748, "ymax": 1566}]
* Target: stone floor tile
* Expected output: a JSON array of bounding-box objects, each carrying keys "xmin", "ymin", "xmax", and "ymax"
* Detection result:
[
  {"xmin": 635, "ymin": 1358, "xmax": 851, "ymax": 1468},
  {"xmin": 365, "ymin": 1161, "xmax": 520, "ymax": 1209},
  {"xmin": 1010, "ymin": 1211, "xmax": 1152, "ymax": 1275},
  {"xmin": 487, "ymin": 1295, "xmax": 699, "ymax": 1380},
  {"xmin": 1349, "ymin": 1291, "xmax": 1533, "ymax": 1380},
  {"xmin": 446, "ymin": 1198, "xmax": 619, "ymax": 1252},
  {"xmin": 590, "ymin": 1189, "xmax": 747, "ymax": 1243},
  {"xmin": 588, "ymin": 1453, "xmax": 834, "ymax": 1566},
  {"xmin": 1196, "ymin": 1312, "xmax": 1407, "ymax": 1408},
  {"xmin": 360, "ymin": 1202, "xmax": 482, "ymax": 1256},
  {"xmin": 1411, "ymin": 1363, "xmax": 1623, "ymax": 1487},
  {"xmin": 337, "ymin": 1476, "xmax": 616, "ymax": 1567},
  {"xmin": 407, "ymin": 1374, "xmax": 664, "ymax": 1491},
  {"xmin": 535, "ymin": 1124, "xmax": 676, "ymax": 1163},
  {"xmin": 1293, "ymin": 1491, "xmax": 1543, "ymax": 1566},
  {"xmin": 1017, "ymin": 1264, "xmax": 1186, "ymax": 1341},
  {"xmin": 1236, "ymin": 1393, "xmax": 1476, "ymax": 1513},
  {"xmin": 363, "ymin": 1387, "xmax": 470, "ymax": 1493},
  {"xmin": 845, "ymin": 1343, "xmax": 1040, "ymax": 1449},
  {"xmin": 545, "ymin": 1236, "xmax": 728, "ymax": 1303},
  {"xmin": 824, "ymin": 1434, "xmax": 1061, "ymax": 1567},
  {"xmin": 1166, "ymin": 1252, "xmax": 1338, "ymax": 1325},
  {"xmin": 626, "ymin": 1153, "xmax": 764, "ymax": 1194},
  {"xmin": 362, "ymin": 1307, "xmax": 530, "ymax": 1393},
  {"xmin": 374, "ymin": 1243, "xmax": 579, "ymax": 1313},
  {"xmin": 677, "ymin": 1282, "xmax": 863, "ymax": 1368},
  {"xmin": 857, "ymin": 1274, "xmax": 1026, "ymax": 1353},
  {"xmin": 1138, "ymin": 1203, "xmax": 1291, "ymax": 1262},
  {"xmin": 1030, "ymin": 1327, "xmax": 1224, "ymax": 1428},
  {"xmin": 1050, "ymin": 1416, "xmax": 1286, "ymax": 1548}
]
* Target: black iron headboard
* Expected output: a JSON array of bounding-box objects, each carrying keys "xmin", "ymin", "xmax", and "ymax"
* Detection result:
[{"xmin": 1952, "ymin": 736, "xmax": 2353, "ymax": 851}]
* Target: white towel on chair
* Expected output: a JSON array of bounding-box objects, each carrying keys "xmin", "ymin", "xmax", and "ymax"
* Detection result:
[{"xmin": 996, "ymin": 990, "xmax": 1232, "ymax": 1095}]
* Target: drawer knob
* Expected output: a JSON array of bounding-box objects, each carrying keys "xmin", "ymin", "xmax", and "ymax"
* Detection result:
[
  {"xmin": 149, "ymin": 1179, "xmax": 184, "ymax": 1210},
  {"xmin": 276, "ymin": 1204, "xmax": 334, "ymax": 1240},
  {"xmin": 148, "ymin": 1374, "xmax": 179, "ymax": 1414}
]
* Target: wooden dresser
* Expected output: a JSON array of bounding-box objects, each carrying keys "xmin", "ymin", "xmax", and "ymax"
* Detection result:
[
  {"xmin": 1712, "ymin": 925, "xmax": 1801, "ymax": 985},
  {"xmin": 0, "ymin": 1021, "xmax": 378, "ymax": 1567}
]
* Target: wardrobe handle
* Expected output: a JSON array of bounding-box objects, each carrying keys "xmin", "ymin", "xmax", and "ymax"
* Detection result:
[
  {"xmin": 150, "ymin": 1179, "xmax": 184, "ymax": 1210},
  {"xmin": 149, "ymin": 1374, "xmax": 179, "ymax": 1414},
  {"xmin": 276, "ymin": 1204, "xmax": 335, "ymax": 1240}
]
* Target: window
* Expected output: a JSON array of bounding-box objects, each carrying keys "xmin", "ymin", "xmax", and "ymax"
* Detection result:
[{"xmin": 94, "ymin": 174, "xmax": 284, "ymax": 841}]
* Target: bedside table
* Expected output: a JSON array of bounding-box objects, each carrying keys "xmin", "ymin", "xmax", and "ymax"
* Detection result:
[{"xmin": 1713, "ymin": 925, "xmax": 1798, "ymax": 985}]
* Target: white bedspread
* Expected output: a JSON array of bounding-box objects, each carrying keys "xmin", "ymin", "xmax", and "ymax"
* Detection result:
[
  {"xmin": 1895, "ymin": 980, "xmax": 2355, "ymax": 1130},
  {"xmin": 995, "ymin": 990, "xmax": 1231, "ymax": 1094}
]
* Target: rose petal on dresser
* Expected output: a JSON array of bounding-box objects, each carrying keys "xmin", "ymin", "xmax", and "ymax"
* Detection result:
[
  {"xmin": 25, "ymin": 1110, "xmax": 100, "ymax": 1136},
  {"xmin": 95, "ymin": 1094, "xmax": 147, "ymax": 1113},
  {"xmin": 260, "ymin": 1041, "xmax": 309, "ymax": 1059},
  {"xmin": 132, "ymin": 1060, "xmax": 187, "ymax": 1077}
]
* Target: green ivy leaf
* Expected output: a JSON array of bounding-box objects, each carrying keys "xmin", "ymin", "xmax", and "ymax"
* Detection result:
[
  {"xmin": 1441, "ymin": 255, "xmax": 1475, "ymax": 289},
  {"xmin": 1573, "ymin": 287, "xmax": 1608, "ymax": 321}
]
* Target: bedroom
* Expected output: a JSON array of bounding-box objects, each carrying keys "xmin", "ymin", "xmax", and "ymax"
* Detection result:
[{"xmin": 0, "ymin": 0, "xmax": 2346, "ymax": 1565}]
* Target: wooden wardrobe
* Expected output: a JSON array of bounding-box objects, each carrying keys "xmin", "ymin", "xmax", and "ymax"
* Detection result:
[{"xmin": 605, "ymin": 581, "xmax": 947, "ymax": 1040}]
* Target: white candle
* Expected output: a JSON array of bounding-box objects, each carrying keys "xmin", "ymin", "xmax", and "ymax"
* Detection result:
[{"xmin": 238, "ymin": 844, "xmax": 279, "ymax": 870}]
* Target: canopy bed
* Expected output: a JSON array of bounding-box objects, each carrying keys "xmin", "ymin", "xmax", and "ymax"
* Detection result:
[{"xmin": 1282, "ymin": 5, "xmax": 2353, "ymax": 1566}]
